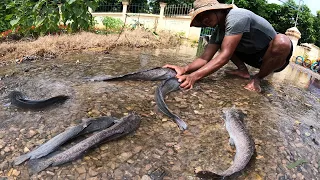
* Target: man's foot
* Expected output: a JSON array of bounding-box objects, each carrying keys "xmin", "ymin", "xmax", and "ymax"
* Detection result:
[
  {"xmin": 225, "ymin": 69, "xmax": 250, "ymax": 79},
  {"xmin": 244, "ymin": 78, "xmax": 262, "ymax": 92}
]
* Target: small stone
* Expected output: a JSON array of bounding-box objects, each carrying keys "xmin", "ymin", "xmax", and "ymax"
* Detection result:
[
  {"xmin": 296, "ymin": 173, "xmax": 303, "ymax": 179},
  {"xmin": 133, "ymin": 146, "xmax": 143, "ymax": 153},
  {"xmin": 152, "ymin": 154, "xmax": 161, "ymax": 159},
  {"xmin": 24, "ymin": 147, "xmax": 30, "ymax": 153},
  {"xmin": 292, "ymin": 174, "xmax": 296, "ymax": 179},
  {"xmin": 46, "ymin": 171, "xmax": 55, "ymax": 176},
  {"xmin": 279, "ymin": 146, "xmax": 285, "ymax": 151},
  {"xmin": 145, "ymin": 164, "xmax": 152, "ymax": 171},
  {"xmin": 11, "ymin": 169, "xmax": 20, "ymax": 176},
  {"xmin": 127, "ymin": 159, "xmax": 134, "ymax": 164},
  {"xmin": 172, "ymin": 164, "xmax": 181, "ymax": 171},
  {"xmin": 141, "ymin": 175, "xmax": 151, "ymax": 180},
  {"xmin": 4, "ymin": 146, "xmax": 10, "ymax": 152},
  {"xmin": 119, "ymin": 152, "xmax": 133, "ymax": 162},
  {"xmin": 0, "ymin": 161, "xmax": 8, "ymax": 171},
  {"xmin": 88, "ymin": 168, "xmax": 98, "ymax": 177},
  {"xmin": 114, "ymin": 169, "xmax": 123, "ymax": 179},
  {"xmin": 194, "ymin": 166, "xmax": 202, "ymax": 173},
  {"xmin": 295, "ymin": 143, "xmax": 304, "ymax": 148},
  {"xmin": 28, "ymin": 130, "xmax": 37, "ymax": 138},
  {"xmin": 0, "ymin": 139, "xmax": 5, "ymax": 149},
  {"xmin": 76, "ymin": 167, "xmax": 86, "ymax": 174},
  {"xmin": 165, "ymin": 142, "xmax": 176, "ymax": 147},
  {"xmin": 256, "ymin": 155, "xmax": 264, "ymax": 160},
  {"xmin": 162, "ymin": 118, "xmax": 168, "ymax": 122},
  {"xmin": 282, "ymin": 160, "xmax": 287, "ymax": 164},
  {"xmin": 296, "ymin": 130, "xmax": 301, "ymax": 135}
]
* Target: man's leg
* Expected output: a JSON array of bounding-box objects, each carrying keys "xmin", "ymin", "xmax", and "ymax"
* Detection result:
[
  {"xmin": 225, "ymin": 54, "xmax": 251, "ymax": 79},
  {"xmin": 245, "ymin": 34, "xmax": 292, "ymax": 92}
]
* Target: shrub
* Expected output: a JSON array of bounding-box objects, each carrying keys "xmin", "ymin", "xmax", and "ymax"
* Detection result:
[{"xmin": 102, "ymin": 16, "xmax": 124, "ymax": 34}]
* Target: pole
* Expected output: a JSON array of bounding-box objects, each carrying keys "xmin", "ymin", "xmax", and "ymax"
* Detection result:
[{"xmin": 294, "ymin": 0, "xmax": 303, "ymax": 27}]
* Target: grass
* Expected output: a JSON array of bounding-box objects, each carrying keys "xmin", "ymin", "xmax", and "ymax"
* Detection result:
[{"xmin": 0, "ymin": 28, "xmax": 182, "ymax": 62}]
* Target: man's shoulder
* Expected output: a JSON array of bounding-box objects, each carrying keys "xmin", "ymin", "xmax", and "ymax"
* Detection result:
[{"xmin": 228, "ymin": 8, "xmax": 253, "ymax": 17}]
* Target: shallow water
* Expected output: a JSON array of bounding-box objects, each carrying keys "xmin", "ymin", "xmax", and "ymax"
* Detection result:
[{"xmin": 0, "ymin": 46, "xmax": 319, "ymax": 179}]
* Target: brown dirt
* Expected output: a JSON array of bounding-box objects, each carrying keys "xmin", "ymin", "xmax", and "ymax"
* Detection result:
[{"xmin": 0, "ymin": 28, "xmax": 182, "ymax": 64}]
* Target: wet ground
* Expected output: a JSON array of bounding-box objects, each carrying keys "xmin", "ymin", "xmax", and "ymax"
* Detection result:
[{"xmin": 0, "ymin": 46, "xmax": 319, "ymax": 180}]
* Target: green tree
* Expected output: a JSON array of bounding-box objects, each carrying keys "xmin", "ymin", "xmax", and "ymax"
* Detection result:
[
  {"xmin": 3, "ymin": 0, "xmax": 99, "ymax": 37},
  {"xmin": 313, "ymin": 11, "xmax": 320, "ymax": 47}
]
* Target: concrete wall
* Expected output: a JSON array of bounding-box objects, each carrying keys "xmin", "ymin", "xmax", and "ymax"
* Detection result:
[
  {"xmin": 292, "ymin": 43, "xmax": 320, "ymax": 63},
  {"xmin": 92, "ymin": 12, "xmax": 201, "ymax": 41}
]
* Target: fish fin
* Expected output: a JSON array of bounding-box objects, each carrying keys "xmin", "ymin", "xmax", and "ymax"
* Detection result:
[
  {"xmin": 14, "ymin": 154, "xmax": 30, "ymax": 166},
  {"xmin": 28, "ymin": 158, "xmax": 52, "ymax": 174},
  {"xmin": 196, "ymin": 171, "xmax": 223, "ymax": 179},
  {"xmin": 173, "ymin": 116, "xmax": 188, "ymax": 131}
]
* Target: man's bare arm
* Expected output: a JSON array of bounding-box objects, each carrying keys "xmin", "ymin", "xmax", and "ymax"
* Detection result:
[
  {"xmin": 191, "ymin": 34, "xmax": 243, "ymax": 80},
  {"xmin": 184, "ymin": 43, "xmax": 221, "ymax": 73}
]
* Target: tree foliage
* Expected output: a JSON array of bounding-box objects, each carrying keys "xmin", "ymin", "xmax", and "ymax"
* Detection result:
[{"xmin": 1, "ymin": 0, "xmax": 98, "ymax": 37}]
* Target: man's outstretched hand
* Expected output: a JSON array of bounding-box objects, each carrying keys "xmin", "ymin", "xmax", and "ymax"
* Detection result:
[
  {"xmin": 163, "ymin": 64, "xmax": 199, "ymax": 90},
  {"xmin": 177, "ymin": 74, "xmax": 198, "ymax": 89},
  {"xmin": 163, "ymin": 64, "xmax": 187, "ymax": 76}
]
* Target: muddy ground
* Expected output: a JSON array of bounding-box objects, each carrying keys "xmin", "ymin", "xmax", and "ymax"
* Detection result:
[{"xmin": 0, "ymin": 46, "xmax": 319, "ymax": 180}]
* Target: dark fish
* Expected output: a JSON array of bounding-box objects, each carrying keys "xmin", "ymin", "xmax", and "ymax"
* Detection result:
[
  {"xmin": 196, "ymin": 107, "xmax": 255, "ymax": 179},
  {"xmin": 28, "ymin": 113, "xmax": 141, "ymax": 174},
  {"xmin": 89, "ymin": 67, "xmax": 176, "ymax": 81},
  {"xmin": 155, "ymin": 77, "xmax": 187, "ymax": 130},
  {"xmin": 14, "ymin": 116, "xmax": 116, "ymax": 165},
  {"xmin": 9, "ymin": 91, "xmax": 69, "ymax": 110}
]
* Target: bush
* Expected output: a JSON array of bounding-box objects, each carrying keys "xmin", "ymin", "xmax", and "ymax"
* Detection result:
[{"xmin": 102, "ymin": 16, "xmax": 124, "ymax": 34}]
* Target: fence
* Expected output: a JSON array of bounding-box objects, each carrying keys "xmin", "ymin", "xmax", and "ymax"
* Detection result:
[
  {"xmin": 164, "ymin": 4, "xmax": 193, "ymax": 17},
  {"xmin": 95, "ymin": 2, "xmax": 123, "ymax": 13}
]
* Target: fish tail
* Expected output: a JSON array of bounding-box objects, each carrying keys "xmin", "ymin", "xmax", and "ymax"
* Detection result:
[
  {"xmin": 196, "ymin": 171, "xmax": 223, "ymax": 179},
  {"xmin": 47, "ymin": 95, "xmax": 70, "ymax": 104},
  {"xmin": 14, "ymin": 154, "xmax": 30, "ymax": 165},
  {"xmin": 173, "ymin": 116, "xmax": 188, "ymax": 131},
  {"xmin": 28, "ymin": 158, "xmax": 52, "ymax": 174}
]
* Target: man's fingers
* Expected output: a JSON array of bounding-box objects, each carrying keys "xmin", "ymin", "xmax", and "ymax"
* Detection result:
[
  {"xmin": 177, "ymin": 75, "xmax": 186, "ymax": 83},
  {"xmin": 163, "ymin": 64, "xmax": 174, "ymax": 69}
]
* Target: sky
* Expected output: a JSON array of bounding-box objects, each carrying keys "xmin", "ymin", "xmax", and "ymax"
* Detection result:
[{"xmin": 267, "ymin": 0, "xmax": 318, "ymax": 15}]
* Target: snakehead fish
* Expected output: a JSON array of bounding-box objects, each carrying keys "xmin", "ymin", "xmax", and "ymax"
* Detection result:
[
  {"xmin": 155, "ymin": 77, "xmax": 187, "ymax": 130},
  {"xmin": 28, "ymin": 113, "xmax": 141, "ymax": 174},
  {"xmin": 14, "ymin": 116, "xmax": 117, "ymax": 165},
  {"xmin": 196, "ymin": 107, "xmax": 255, "ymax": 179},
  {"xmin": 9, "ymin": 91, "xmax": 69, "ymax": 110},
  {"xmin": 88, "ymin": 67, "xmax": 176, "ymax": 81}
]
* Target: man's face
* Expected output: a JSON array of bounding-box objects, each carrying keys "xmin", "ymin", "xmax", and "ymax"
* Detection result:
[{"xmin": 198, "ymin": 11, "xmax": 219, "ymax": 27}]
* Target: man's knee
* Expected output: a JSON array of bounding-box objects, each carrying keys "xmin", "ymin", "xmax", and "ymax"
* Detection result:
[{"xmin": 270, "ymin": 34, "xmax": 291, "ymax": 56}]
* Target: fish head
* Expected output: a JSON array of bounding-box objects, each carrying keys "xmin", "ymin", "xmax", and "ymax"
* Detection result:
[{"xmin": 222, "ymin": 106, "xmax": 245, "ymax": 123}]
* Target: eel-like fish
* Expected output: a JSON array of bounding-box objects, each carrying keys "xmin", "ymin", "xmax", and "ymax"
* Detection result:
[
  {"xmin": 196, "ymin": 107, "xmax": 255, "ymax": 179},
  {"xmin": 14, "ymin": 116, "xmax": 117, "ymax": 165},
  {"xmin": 9, "ymin": 91, "xmax": 69, "ymax": 110},
  {"xmin": 155, "ymin": 77, "xmax": 187, "ymax": 130},
  {"xmin": 88, "ymin": 67, "xmax": 176, "ymax": 81},
  {"xmin": 28, "ymin": 113, "xmax": 141, "ymax": 174}
]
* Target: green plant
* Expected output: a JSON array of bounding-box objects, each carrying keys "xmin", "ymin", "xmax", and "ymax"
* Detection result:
[
  {"xmin": 3, "ymin": 0, "xmax": 99, "ymax": 37},
  {"xmin": 102, "ymin": 16, "xmax": 124, "ymax": 33}
]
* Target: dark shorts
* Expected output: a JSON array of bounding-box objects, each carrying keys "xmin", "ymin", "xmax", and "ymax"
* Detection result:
[{"xmin": 235, "ymin": 41, "xmax": 293, "ymax": 72}]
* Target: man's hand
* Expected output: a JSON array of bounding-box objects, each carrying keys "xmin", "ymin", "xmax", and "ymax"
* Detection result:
[
  {"xmin": 177, "ymin": 73, "xmax": 199, "ymax": 90},
  {"xmin": 163, "ymin": 64, "xmax": 187, "ymax": 76}
]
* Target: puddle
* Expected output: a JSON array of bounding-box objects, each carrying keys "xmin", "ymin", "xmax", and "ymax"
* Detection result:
[{"xmin": 0, "ymin": 46, "xmax": 319, "ymax": 179}]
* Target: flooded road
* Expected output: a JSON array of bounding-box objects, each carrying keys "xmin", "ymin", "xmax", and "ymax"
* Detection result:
[{"xmin": 0, "ymin": 46, "xmax": 319, "ymax": 180}]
